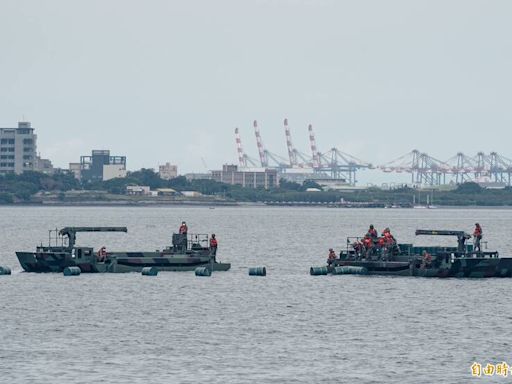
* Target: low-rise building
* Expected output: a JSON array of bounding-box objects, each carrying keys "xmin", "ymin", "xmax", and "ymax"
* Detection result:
[
  {"xmin": 156, "ymin": 188, "xmax": 178, "ymax": 196},
  {"xmin": 126, "ymin": 186, "xmax": 151, "ymax": 195},
  {"xmin": 185, "ymin": 173, "xmax": 211, "ymax": 181},
  {"xmin": 211, "ymin": 164, "xmax": 278, "ymax": 189},
  {"xmin": 69, "ymin": 163, "xmax": 82, "ymax": 180},
  {"xmin": 181, "ymin": 191, "xmax": 202, "ymax": 197},
  {"xmin": 35, "ymin": 156, "xmax": 54, "ymax": 174},
  {"xmin": 158, "ymin": 163, "xmax": 178, "ymax": 180}
]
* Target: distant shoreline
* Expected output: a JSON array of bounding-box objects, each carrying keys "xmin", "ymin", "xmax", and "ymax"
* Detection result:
[
  {"xmin": 0, "ymin": 200, "xmax": 242, "ymax": 207},
  {"xmin": 1, "ymin": 201, "xmax": 512, "ymax": 209}
]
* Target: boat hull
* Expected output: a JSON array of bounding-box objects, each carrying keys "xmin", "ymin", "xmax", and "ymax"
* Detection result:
[
  {"xmin": 412, "ymin": 257, "xmax": 512, "ymax": 278},
  {"xmin": 16, "ymin": 251, "xmax": 230, "ymax": 273},
  {"xmin": 332, "ymin": 260, "xmax": 411, "ymax": 276},
  {"xmin": 332, "ymin": 257, "xmax": 512, "ymax": 278},
  {"xmin": 16, "ymin": 251, "xmax": 71, "ymax": 273},
  {"xmin": 96, "ymin": 254, "xmax": 231, "ymax": 273}
]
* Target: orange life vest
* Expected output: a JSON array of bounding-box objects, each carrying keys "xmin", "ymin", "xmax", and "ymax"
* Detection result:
[
  {"xmin": 97, "ymin": 246, "xmax": 107, "ymax": 261},
  {"xmin": 384, "ymin": 232, "xmax": 395, "ymax": 245}
]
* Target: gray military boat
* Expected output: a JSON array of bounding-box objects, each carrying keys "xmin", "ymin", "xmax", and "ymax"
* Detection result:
[
  {"xmin": 328, "ymin": 229, "xmax": 512, "ymax": 278},
  {"xmin": 16, "ymin": 227, "xmax": 230, "ymax": 273}
]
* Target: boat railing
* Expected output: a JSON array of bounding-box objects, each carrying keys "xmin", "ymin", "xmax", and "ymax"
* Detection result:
[
  {"xmin": 188, "ymin": 234, "xmax": 209, "ymax": 250},
  {"xmin": 458, "ymin": 250, "xmax": 499, "ymax": 259},
  {"xmin": 59, "ymin": 227, "xmax": 127, "ymax": 249},
  {"xmin": 48, "ymin": 228, "xmax": 68, "ymax": 248},
  {"xmin": 172, "ymin": 233, "xmax": 210, "ymax": 251}
]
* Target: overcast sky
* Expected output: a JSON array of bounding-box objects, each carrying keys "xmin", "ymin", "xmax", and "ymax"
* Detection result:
[{"xmin": 1, "ymin": 0, "xmax": 511, "ymax": 183}]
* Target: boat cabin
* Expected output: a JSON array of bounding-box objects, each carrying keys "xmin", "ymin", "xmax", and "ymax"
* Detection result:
[
  {"xmin": 36, "ymin": 227, "xmax": 128, "ymax": 261},
  {"xmin": 171, "ymin": 233, "xmax": 211, "ymax": 253}
]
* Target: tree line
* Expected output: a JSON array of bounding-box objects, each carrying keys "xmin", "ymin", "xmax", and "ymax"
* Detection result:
[{"xmin": 1, "ymin": 169, "xmax": 512, "ymax": 206}]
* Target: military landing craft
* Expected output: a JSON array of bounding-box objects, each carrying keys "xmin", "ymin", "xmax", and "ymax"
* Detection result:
[
  {"xmin": 16, "ymin": 227, "xmax": 230, "ymax": 273},
  {"xmin": 329, "ymin": 229, "xmax": 512, "ymax": 278}
]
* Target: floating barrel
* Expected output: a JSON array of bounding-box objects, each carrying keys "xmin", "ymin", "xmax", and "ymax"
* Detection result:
[
  {"xmin": 141, "ymin": 267, "xmax": 159, "ymax": 276},
  {"xmin": 63, "ymin": 266, "xmax": 81, "ymax": 276},
  {"xmin": 334, "ymin": 266, "xmax": 368, "ymax": 275},
  {"xmin": 310, "ymin": 266, "xmax": 328, "ymax": 276},
  {"xmin": 248, "ymin": 267, "xmax": 266, "ymax": 276},
  {"xmin": 195, "ymin": 267, "xmax": 212, "ymax": 277},
  {"xmin": 0, "ymin": 266, "xmax": 11, "ymax": 275}
]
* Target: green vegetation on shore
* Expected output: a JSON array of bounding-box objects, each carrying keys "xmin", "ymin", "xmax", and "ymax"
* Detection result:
[
  {"xmin": 0, "ymin": 171, "xmax": 79, "ymax": 204},
  {"xmin": 1, "ymin": 169, "xmax": 512, "ymax": 206}
]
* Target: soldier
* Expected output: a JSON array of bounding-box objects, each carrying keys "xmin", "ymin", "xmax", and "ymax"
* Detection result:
[
  {"xmin": 473, "ymin": 223, "xmax": 483, "ymax": 252},
  {"xmin": 210, "ymin": 234, "xmax": 218, "ymax": 256},
  {"xmin": 382, "ymin": 227, "xmax": 396, "ymax": 245},
  {"xmin": 327, "ymin": 248, "xmax": 337, "ymax": 265},
  {"xmin": 179, "ymin": 221, "xmax": 188, "ymax": 235},
  {"xmin": 420, "ymin": 250, "xmax": 432, "ymax": 269},
  {"xmin": 367, "ymin": 224, "xmax": 378, "ymax": 239},
  {"xmin": 379, "ymin": 228, "xmax": 398, "ymax": 260},
  {"xmin": 363, "ymin": 234, "xmax": 374, "ymax": 259},
  {"xmin": 97, "ymin": 246, "xmax": 107, "ymax": 262},
  {"xmin": 352, "ymin": 240, "xmax": 364, "ymax": 259}
]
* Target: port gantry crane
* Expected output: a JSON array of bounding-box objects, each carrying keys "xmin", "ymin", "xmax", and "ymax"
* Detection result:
[
  {"xmin": 233, "ymin": 119, "xmax": 372, "ymax": 185},
  {"xmin": 380, "ymin": 150, "xmax": 512, "ymax": 186},
  {"xmin": 283, "ymin": 119, "xmax": 314, "ymax": 168},
  {"xmin": 381, "ymin": 150, "xmax": 451, "ymax": 186},
  {"xmin": 234, "ymin": 127, "xmax": 258, "ymax": 168},
  {"xmin": 235, "ymin": 120, "xmax": 512, "ymax": 186}
]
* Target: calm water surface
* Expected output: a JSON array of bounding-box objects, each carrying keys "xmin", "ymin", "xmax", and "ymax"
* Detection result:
[{"xmin": 1, "ymin": 206, "xmax": 512, "ymax": 383}]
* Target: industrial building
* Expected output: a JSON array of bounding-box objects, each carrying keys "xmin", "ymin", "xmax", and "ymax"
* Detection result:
[
  {"xmin": 158, "ymin": 163, "xmax": 178, "ymax": 180},
  {"xmin": 211, "ymin": 164, "xmax": 278, "ymax": 189},
  {"xmin": 70, "ymin": 150, "xmax": 126, "ymax": 182}
]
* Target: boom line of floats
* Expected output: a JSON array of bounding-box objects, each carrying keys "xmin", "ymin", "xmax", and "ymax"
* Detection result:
[
  {"xmin": 1, "ymin": 221, "xmax": 509, "ymax": 279},
  {"xmin": 55, "ymin": 265, "xmax": 266, "ymax": 277}
]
